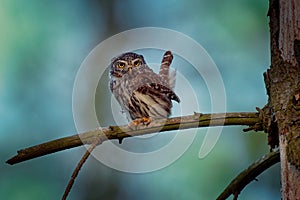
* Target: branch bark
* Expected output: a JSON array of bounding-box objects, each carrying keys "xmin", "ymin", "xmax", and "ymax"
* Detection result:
[
  {"xmin": 217, "ymin": 149, "xmax": 280, "ymax": 200},
  {"xmin": 7, "ymin": 112, "xmax": 261, "ymax": 165}
]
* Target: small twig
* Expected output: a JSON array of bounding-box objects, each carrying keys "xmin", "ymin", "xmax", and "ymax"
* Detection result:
[
  {"xmin": 62, "ymin": 137, "xmax": 103, "ymax": 200},
  {"xmin": 243, "ymin": 107, "xmax": 264, "ymax": 132},
  {"xmin": 216, "ymin": 149, "xmax": 280, "ymax": 200},
  {"xmin": 7, "ymin": 112, "xmax": 261, "ymax": 165}
]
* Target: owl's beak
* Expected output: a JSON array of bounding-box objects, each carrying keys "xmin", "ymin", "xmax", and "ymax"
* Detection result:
[{"xmin": 128, "ymin": 66, "xmax": 133, "ymax": 75}]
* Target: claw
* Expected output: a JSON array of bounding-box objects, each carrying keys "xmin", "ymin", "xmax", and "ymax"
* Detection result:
[
  {"xmin": 129, "ymin": 117, "xmax": 152, "ymax": 128},
  {"xmin": 141, "ymin": 117, "xmax": 151, "ymax": 125}
]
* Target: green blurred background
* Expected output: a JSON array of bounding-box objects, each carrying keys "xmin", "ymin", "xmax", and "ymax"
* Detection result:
[{"xmin": 0, "ymin": 0, "xmax": 280, "ymax": 199}]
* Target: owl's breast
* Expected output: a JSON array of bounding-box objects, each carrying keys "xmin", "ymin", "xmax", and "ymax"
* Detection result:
[{"xmin": 110, "ymin": 77, "xmax": 133, "ymax": 108}]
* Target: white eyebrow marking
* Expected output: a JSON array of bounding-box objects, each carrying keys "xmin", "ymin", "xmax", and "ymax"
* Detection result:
[
  {"xmin": 118, "ymin": 60, "xmax": 127, "ymax": 64},
  {"xmin": 132, "ymin": 58, "xmax": 140, "ymax": 62},
  {"xmin": 132, "ymin": 58, "xmax": 141, "ymax": 66}
]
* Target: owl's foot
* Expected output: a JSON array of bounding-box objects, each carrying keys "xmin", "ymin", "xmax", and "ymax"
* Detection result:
[{"xmin": 129, "ymin": 117, "xmax": 152, "ymax": 128}]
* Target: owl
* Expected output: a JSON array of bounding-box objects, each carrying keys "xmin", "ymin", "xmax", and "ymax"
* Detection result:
[{"xmin": 109, "ymin": 51, "xmax": 180, "ymax": 124}]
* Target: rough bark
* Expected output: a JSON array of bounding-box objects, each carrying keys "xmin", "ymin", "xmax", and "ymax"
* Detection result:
[{"xmin": 266, "ymin": 0, "xmax": 300, "ymax": 199}]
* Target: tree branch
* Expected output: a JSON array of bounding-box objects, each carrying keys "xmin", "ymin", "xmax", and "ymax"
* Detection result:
[
  {"xmin": 216, "ymin": 149, "xmax": 280, "ymax": 200},
  {"xmin": 62, "ymin": 138, "xmax": 103, "ymax": 200},
  {"xmin": 6, "ymin": 112, "xmax": 261, "ymax": 165}
]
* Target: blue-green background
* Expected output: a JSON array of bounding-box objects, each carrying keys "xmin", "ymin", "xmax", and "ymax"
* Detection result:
[{"xmin": 0, "ymin": 0, "xmax": 280, "ymax": 199}]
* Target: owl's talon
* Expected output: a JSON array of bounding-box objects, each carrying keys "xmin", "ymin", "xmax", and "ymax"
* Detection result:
[
  {"xmin": 141, "ymin": 117, "xmax": 151, "ymax": 125},
  {"xmin": 129, "ymin": 117, "xmax": 151, "ymax": 128}
]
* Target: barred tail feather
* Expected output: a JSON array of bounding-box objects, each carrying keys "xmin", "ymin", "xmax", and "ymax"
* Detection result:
[
  {"xmin": 159, "ymin": 51, "xmax": 173, "ymax": 86},
  {"xmin": 168, "ymin": 69, "xmax": 176, "ymax": 89}
]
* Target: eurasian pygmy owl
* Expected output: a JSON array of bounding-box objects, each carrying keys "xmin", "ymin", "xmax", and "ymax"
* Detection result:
[{"xmin": 109, "ymin": 51, "xmax": 180, "ymax": 123}]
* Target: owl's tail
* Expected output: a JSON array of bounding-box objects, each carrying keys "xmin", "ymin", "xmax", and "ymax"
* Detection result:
[{"xmin": 159, "ymin": 50, "xmax": 176, "ymax": 88}]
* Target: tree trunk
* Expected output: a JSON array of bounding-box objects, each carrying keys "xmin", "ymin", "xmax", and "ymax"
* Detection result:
[{"xmin": 266, "ymin": 0, "xmax": 300, "ymax": 199}]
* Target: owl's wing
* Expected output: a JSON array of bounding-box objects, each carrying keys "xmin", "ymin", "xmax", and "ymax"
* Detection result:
[
  {"xmin": 136, "ymin": 83, "xmax": 180, "ymax": 103},
  {"xmin": 130, "ymin": 83, "xmax": 180, "ymax": 119}
]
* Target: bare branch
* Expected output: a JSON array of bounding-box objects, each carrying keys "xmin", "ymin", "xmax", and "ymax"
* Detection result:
[
  {"xmin": 216, "ymin": 149, "xmax": 280, "ymax": 200},
  {"xmin": 62, "ymin": 138, "xmax": 103, "ymax": 200},
  {"xmin": 6, "ymin": 112, "xmax": 261, "ymax": 165}
]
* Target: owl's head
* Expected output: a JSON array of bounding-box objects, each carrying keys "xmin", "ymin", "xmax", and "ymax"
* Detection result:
[{"xmin": 109, "ymin": 52, "xmax": 146, "ymax": 77}]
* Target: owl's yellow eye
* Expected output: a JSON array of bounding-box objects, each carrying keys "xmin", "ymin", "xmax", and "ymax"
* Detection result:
[
  {"xmin": 134, "ymin": 60, "xmax": 141, "ymax": 67},
  {"xmin": 117, "ymin": 62, "xmax": 125, "ymax": 68}
]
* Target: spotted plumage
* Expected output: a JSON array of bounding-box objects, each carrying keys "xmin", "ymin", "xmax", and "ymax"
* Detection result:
[{"xmin": 109, "ymin": 51, "xmax": 180, "ymax": 122}]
